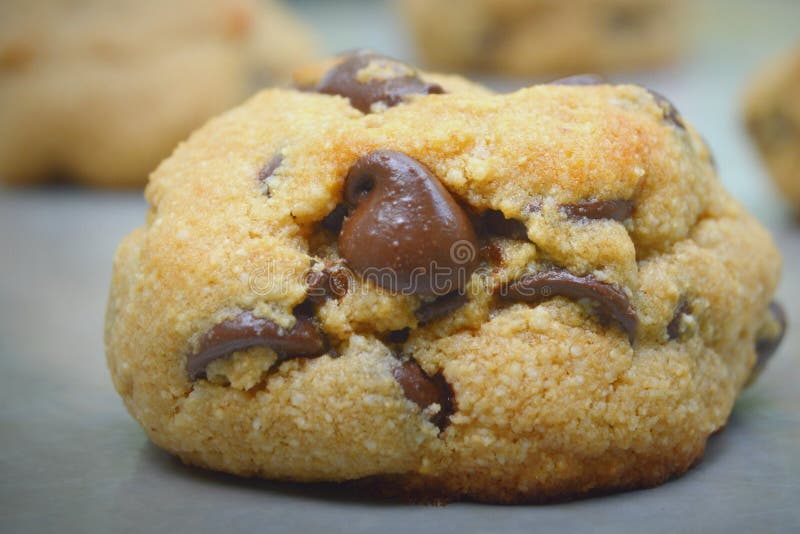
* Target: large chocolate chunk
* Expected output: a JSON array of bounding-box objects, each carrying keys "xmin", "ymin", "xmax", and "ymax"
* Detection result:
[
  {"xmin": 504, "ymin": 269, "xmax": 638, "ymax": 342},
  {"xmin": 339, "ymin": 150, "xmax": 479, "ymax": 296},
  {"xmin": 392, "ymin": 359, "xmax": 454, "ymax": 431},
  {"xmin": 315, "ymin": 51, "xmax": 443, "ymax": 113},
  {"xmin": 186, "ymin": 311, "xmax": 327, "ymax": 380}
]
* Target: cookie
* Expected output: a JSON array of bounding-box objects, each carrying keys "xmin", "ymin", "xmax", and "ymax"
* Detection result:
[
  {"xmin": 0, "ymin": 0, "xmax": 315, "ymax": 187},
  {"xmin": 744, "ymin": 46, "xmax": 800, "ymax": 217},
  {"xmin": 105, "ymin": 51, "xmax": 785, "ymax": 503},
  {"xmin": 400, "ymin": 0, "xmax": 683, "ymax": 76}
]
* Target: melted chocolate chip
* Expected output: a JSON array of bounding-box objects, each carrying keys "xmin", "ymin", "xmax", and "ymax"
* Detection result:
[
  {"xmin": 667, "ymin": 299, "xmax": 691, "ymax": 340},
  {"xmin": 386, "ymin": 328, "xmax": 411, "ymax": 344},
  {"xmin": 481, "ymin": 209, "xmax": 529, "ymax": 240},
  {"xmin": 548, "ymin": 74, "xmax": 605, "ymax": 86},
  {"xmin": 339, "ymin": 150, "xmax": 479, "ymax": 296},
  {"xmin": 306, "ymin": 262, "xmax": 352, "ymax": 303},
  {"xmin": 292, "ymin": 298, "xmax": 317, "ymax": 319},
  {"xmin": 321, "ymin": 204, "xmax": 348, "ymax": 234},
  {"xmin": 315, "ymin": 51, "xmax": 444, "ymax": 113},
  {"xmin": 648, "ymin": 89, "xmax": 685, "ymax": 129},
  {"xmin": 186, "ymin": 311, "xmax": 327, "ymax": 380},
  {"xmin": 327, "ymin": 265, "xmax": 351, "ymax": 298},
  {"xmin": 416, "ymin": 291, "xmax": 468, "ymax": 324},
  {"xmin": 392, "ymin": 359, "xmax": 455, "ymax": 431},
  {"xmin": 258, "ymin": 154, "xmax": 283, "ymax": 196},
  {"xmin": 480, "ymin": 241, "xmax": 504, "ymax": 266},
  {"xmin": 561, "ymin": 199, "xmax": 634, "ymax": 222},
  {"xmin": 504, "ymin": 269, "xmax": 638, "ymax": 342},
  {"xmin": 754, "ymin": 301, "xmax": 787, "ymax": 373}
]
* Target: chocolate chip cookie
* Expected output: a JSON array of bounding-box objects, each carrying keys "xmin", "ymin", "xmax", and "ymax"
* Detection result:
[
  {"xmin": 400, "ymin": 0, "xmax": 683, "ymax": 76},
  {"xmin": 0, "ymin": 0, "xmax": 315, "ymax": 187},
  {"xmin": 106, "ymin": 51, "xmax": 785, "ymax": 503},
  {"xmin": 745, "ymin": 46, "xmax": 800, "ymax": 216}
]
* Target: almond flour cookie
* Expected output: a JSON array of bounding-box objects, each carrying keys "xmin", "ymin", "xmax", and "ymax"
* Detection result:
[
  {"xmin": 745, "ymin": 46, "xmax": 800, "ymax": 216},
  {"xmin": 400, "ymin": 0, "xmax": 683, "ymax": 76},
  {"xmin": 105, "ymin": 51, "xmax": 785, "ymax": 503},
  {"xmin": 0, "ymin": 0, "xmax": 315, "ymax": 187}
]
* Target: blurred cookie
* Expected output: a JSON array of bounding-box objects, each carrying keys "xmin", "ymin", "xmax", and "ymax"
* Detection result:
[
  {"xmin": 745, "ymin": 46, "xmax": 800, "ymax": 216},
  {"xmin": 0, "ymin": 0, "xmax": 315, "ymax": 187},
  {"xmin": 106, "ymin": 52, "xmax": 783, "ymax": 503},
  {"xmin": 400, "ymin": 0, "xmax": 683, "ymax": 76}
]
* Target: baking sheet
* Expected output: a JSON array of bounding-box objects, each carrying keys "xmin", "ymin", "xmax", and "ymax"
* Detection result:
[{"xmin": 1, "ymin": 1, "xmax": 799, "ymax": 532}]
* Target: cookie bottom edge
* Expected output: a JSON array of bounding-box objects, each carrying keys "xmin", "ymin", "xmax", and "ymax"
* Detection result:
[{"xmin": 167, "ymin": 441, "xmax": 708, "ymax": 505}]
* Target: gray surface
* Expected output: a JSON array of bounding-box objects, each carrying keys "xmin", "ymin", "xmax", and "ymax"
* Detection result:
[{"xmin": 2, "ymin": 1, "xmax": 800, "ymax": 533}]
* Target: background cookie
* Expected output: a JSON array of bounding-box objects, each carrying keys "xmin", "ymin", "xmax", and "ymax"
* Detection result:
[
  {"xmin": 744, "ymin": 45, "xmax": 800, "ymax": 217},
  {"xmin": 105, "ymin": 52, "xmax": 784, "ymax": 503},
  {"xmin": 0, "ymin": 0, "xmax": 316, "ymax": 188},
  {"xmin": 399, "ymin": 0, "xmax": 684, "ymax": 76}
]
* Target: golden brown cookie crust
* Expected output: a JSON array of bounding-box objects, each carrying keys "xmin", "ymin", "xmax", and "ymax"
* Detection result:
[{"xmin": 106, "ymin": 53, "xmax": 782, "ymax": 503}]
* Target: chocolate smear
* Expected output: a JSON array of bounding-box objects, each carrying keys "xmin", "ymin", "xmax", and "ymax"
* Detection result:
[
  {"xmin": 392, "ymin": 359, "xmax": 455, "ymax": 431},
  {"xmin": 562, "ymin": 199, "xmax": 634, "ymax": 221},
  {"xmin": 667, "ymin": 298, "xmax": 691, "ymax": 340},
  {"xmin": 186, "ymin": 311, "xmax": 327, "ymax": 380},
  {"xmin": 504, "ymin": 269, "xmax": 638, "ymax": 342},
  {"xmin": 416, "ymin": 291, "xmax": 468, "ymax": 324}
]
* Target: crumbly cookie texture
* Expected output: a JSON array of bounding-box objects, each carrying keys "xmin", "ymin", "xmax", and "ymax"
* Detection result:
[
  {"xmin": 745, "ymin": 46, "xmax": 800, "ymax": 216},
  {"xmin": 400, "ymin": 0, "xmax": 683, "ymax": 76},
  {"xmin": 106, "ymin": 51, "xmax": 785, "ymax": 503},
  {"xmin": 0, "ymin": 0, "xmax": 315, "ymax": 187}
]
